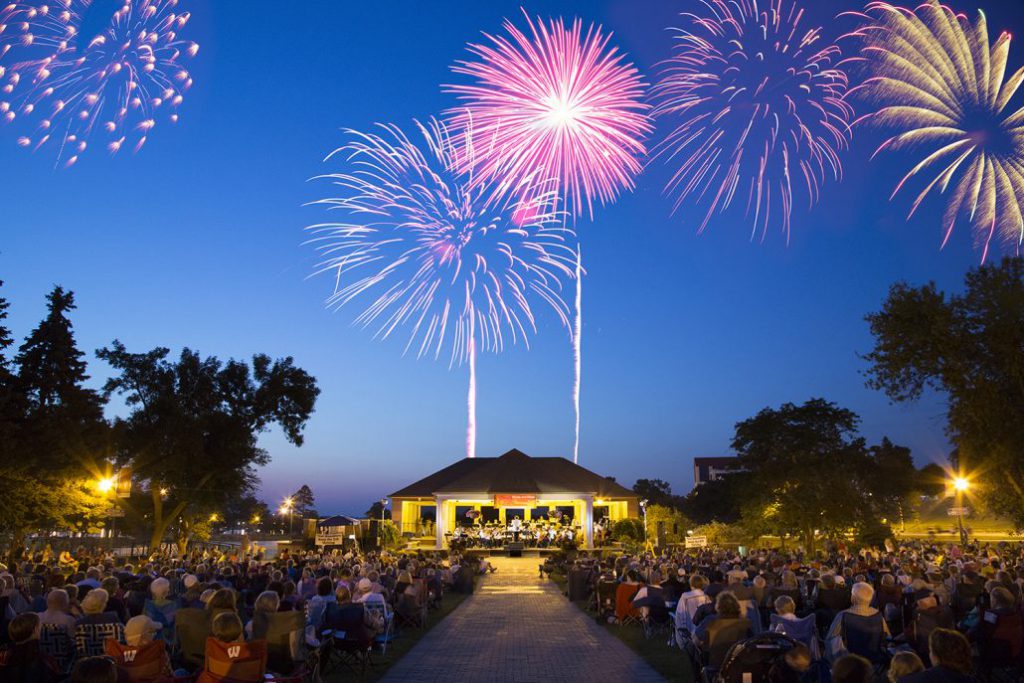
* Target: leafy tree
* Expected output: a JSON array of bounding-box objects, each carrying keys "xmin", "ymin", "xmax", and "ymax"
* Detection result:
[
  {"xmin": 864, "ymin": 438, "xmax": 918, "ymax": 528},
  {"xmin": 916, "ymin": 463, "xmax": 949, "ymax": 498},
  {"xmin": 98, "ymin": 341, "xmax": 320, "ymax": 551},
  {"xmin": 0, "ymin": 287, "xmax": 110, "ymax": 557},
  {"xmin": 290, "ymin": 485, "xmax": 317, "ymax": 518},
  {"xmin": 680, "ymin": 475, "xmax": 743, "ymax": 525},
  {"xmin": 366, "ymin": 500, "xmax": 391, "ymax": 521},
  {"xmin": 864, "ymin": 258, "xmax": 1024, "ymax": 526},
  {"xmin": 632, "ymin": 479, "xmax": 679, "ymax": 509},
  {"xmin": 731, "ymin": 399, "xmax": 885, "ymax": 553}
]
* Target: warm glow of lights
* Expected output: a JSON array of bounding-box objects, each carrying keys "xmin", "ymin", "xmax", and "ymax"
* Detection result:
[
  {"xmin": 96, "ymin": 477, "xmax": 114, "ymax": 494},
  {"xmin": 159, "ymin": 487, "xmax": 168, "ymax": 496},
  {"xmin": 953, "ymin": 477, "xmax": 970, "ymax": 492}
]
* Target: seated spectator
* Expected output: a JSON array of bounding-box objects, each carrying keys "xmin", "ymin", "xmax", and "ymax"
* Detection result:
[
  {"xmin": 143, "ymin": 578, "xmax": 176, "ymax": 641},
  {"xmin": 205, "ymin": 588, "xmax": 237, "ymax": 622},
  {"xmin": 75, "ymin": 589, "xmax": 124, "ymax": 658},
  {"xmin": 69, "ymin": 655, "xmax": 117, "ymax": 683},
  {"xmin": 354, "ymin": 578, "xmax": 386, "ymax": 607},
  {"xmin": 832, "ymin": 654, "xmax": 872, "ymax": 683},
  {"xmin": 245, "ymin": 591, "xmax": 279, "ymax": 639},
  {"xmin": 693, "ymin": 591, "xmax": 752, "ymax": 666},
  {"xmin": 100, "ymin": 578, "xmax": 127, "ymax": 625},
  {"xmin": 0, "ymin": 612, "xmax": 60, "ymax": 683},
  {"xmin": 826, "ymin": 582, "xmax": 889, "ymax": 664},
  {"xmin": 887, "ymin": 651, "xmax": 925, "ymax": 683},
  {"xmin": 104, "ymin": 615, "xmax": 174, "ymax": 682},
  {"xmin": 675, "ymin": 574, "xmax": 711, "ymax": 641},
  {"xmin": 900, "ymin": 629, "xmax": 975, "ymax": 683},
  {"xmin": 197, "ymin": 612, "xmax": 267, "ymax": 683},
  {"xmin": 38, "ymin": 589, "xmax": 76, "ymax": 632},
  {"xmin": 306, "ymin": 578, "xmax": 336, "ymax": 630}
]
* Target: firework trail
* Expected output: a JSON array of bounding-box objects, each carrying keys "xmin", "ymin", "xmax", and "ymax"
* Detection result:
[
  {"xmin": 572, "ymin": 245, "xmax": 582, "ymax": 464},
  {"xmin": 308, "ymin": 118, "xmax": 576, "ymax": 458},
  {"xmin": 848, "ymin": 0, "xmax": 1024, "ymax": 259},
  {"xmin": 652, "ymin": 0, "xmax": 854, "ymax": 240},
  {"xmin": 447, "ymin": 11, "xmax": 650, "ymax": 463},
  {"xmin": 0, "ymin": 0, "xmax": 198, "ymax": 166}
]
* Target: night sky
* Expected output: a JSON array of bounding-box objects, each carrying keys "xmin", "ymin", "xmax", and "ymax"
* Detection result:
[{"xmin": 3, "ymin": 0, "xmax": 1022, "ymax": 515}]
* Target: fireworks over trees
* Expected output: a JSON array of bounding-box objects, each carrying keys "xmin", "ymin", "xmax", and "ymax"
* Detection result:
[
  {"xmin": 308, "ymin": 119, "xmax": 576, "ymax": 458},
  {"xmin": 849, "ymin": 0, "xmax": 1024, "ymax": 260},
  {"xmin": 0, "ymin": 0, "xmax": 198, "ymax": 166},
  {"xmin": 652, "ymin": 0, "xmax": 854, "ymax": 241}
]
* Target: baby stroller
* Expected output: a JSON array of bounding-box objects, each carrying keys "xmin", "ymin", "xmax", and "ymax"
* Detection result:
[{"xmin": 714, "ymin": 632, "xmax": 799, "ymax": 683}]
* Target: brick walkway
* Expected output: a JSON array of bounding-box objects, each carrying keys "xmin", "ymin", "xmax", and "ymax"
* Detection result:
[{"xmin": 380, "ymin": 555, "xmax": 664, "ymax": 682}]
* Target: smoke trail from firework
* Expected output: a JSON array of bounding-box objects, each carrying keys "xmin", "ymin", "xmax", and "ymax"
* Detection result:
[
  {"xmin": 572, "ymin": 246, "xmax": 582, "ymax": 464},
  {"xmin": 849, "ymin": 0, "xmax": 1024, "ymax": 259},
  {"xmin": 652, "ymin": 0, "xmax": 853, "ymax": 240},
  {"xmin": 447, "ymin": 11, "xmax": 649, "ymax": 463},
  {"xmin": 0, "ymin": 0, "xmax": 199, "ymax": 166},
  {"xmin": 467, "ymin": 319, "xmax": 476, "ymax": 460},
  {"xmin": 308, "ymin": 118, "xmax": 576, "ymax": 458}
]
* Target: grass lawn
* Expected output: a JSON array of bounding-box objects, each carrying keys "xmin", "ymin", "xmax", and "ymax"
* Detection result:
[
  {"xmin": 548, "ymin": 571, "xmax": 691, "ymax": 683},
  {"xmin": 321, "ymin": 588, "xmax": 472, "ymax": 683}
]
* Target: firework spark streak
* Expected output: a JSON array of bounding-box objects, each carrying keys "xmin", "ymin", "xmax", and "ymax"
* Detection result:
[
  {"xmin": 652, "ymin": 0, "xmax": 853, "ymax": 240},
  {"xmin": 572, "ymin": 246, "xmax": 582, "ymax": 465},
  {"xmin": 0, "ymin": 0, "xmax": 198, "ymax": 166},
  {"xmin": 447, "ymin": 12, "xmax": 648, "ymax": 464},
  {"xmin": 445, "ymin": 11, "xmax": 651, "ymax": 218},
  {"xmin": 308, "ymin": 119, "xmax": 576, "ymax": 457},
  {"xmin": 848, "ymin": 0, "xmax": 1024, "ymax": 259}
]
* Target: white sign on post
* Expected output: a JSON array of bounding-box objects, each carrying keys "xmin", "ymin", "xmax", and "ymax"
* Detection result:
[
  {"xmin": 315, "ymin": 531, "xmax": 347, "ymax": 546},
  {"xmin": 685, "ymin": 535, "xmax": 708, "ymax": 549}
]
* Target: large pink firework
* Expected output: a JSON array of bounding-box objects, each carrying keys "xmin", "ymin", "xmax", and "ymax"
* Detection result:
[
  {"xmin": 446, "ymin": 12, "xmax": 650, "ymax": 465},
  {"xmin": 652, "ymin": 0, "xmax": 854, "ymax": 240},
  {"xmin": 445, "ymin": 11, "xmax": 651, "ymax": 218}
]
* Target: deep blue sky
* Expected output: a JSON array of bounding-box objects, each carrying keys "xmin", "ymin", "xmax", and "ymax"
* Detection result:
[{"xmin": 3, "ymin": 0, "xmax": 1022, "ymax": 516}]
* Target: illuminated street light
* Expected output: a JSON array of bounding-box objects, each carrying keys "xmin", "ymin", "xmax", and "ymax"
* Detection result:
[
  {"xmin": 953, "ymin": 477, "xmax": 969, "ymax": 492},
  {"xmin": 96, "ymin": 477, "xmax": 115, "ymax": 494}
]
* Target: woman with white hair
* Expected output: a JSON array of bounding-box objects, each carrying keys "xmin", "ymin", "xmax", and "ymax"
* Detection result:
[
  {"xmin": 144, "ymin": 577, "xmax": 178, "ymax": 641},
  {"xmin": 74, "ymin": 588, "xmax": 125, "ymax": 657}
]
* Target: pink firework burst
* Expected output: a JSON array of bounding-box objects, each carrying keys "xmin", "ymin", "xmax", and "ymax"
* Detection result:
[
  {"xmin": 446, "ymin": 11, "xmax": 652, "ymax": 218},
  {"xmin": 652, "ymin": 0, "xmax": 854, "ymax": 240},
  {"xmin": 0, "ymin": 0, "xmax": 198, "ymax": 166}
]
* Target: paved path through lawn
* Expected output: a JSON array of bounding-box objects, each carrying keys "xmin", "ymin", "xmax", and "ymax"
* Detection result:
[{"xmin": 380, "ymin": 555, "xmax": 665, "ymax": 682}]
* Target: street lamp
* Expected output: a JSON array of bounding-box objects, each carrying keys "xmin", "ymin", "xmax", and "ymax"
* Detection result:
[
  {"xmin": 378, "ymin": 498, "xmax": 388, "ymax": 546},
  {"xmin": 951, "ymin": 476, "xmax": 970, "ymax": 546},
  {"xmin": 280, "ymin": 498, "xmax": 294, "ymax": 535},
  {"xmin": 639, "ymin": 499, "xmax": 649, "ymax": 544},
  {"xmin": 96, "ymin": 477, "xmax": 115, "ymax": 494}
]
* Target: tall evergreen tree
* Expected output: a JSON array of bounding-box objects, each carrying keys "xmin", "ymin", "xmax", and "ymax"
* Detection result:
[{"xmin": 0, "ymin": 286, "xmax": 109, "ymax": 558}]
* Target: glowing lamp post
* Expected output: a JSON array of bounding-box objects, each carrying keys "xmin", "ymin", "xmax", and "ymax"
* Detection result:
[
  {"xmin": 952, "ymin": 476, "xmax": 969, "ymax": 546},
  {"xmin": 280, "ymin": 498, "xmax": 296, "ymax": 536}
]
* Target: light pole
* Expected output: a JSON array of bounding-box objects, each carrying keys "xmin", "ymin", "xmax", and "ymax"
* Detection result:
[
  {"xmin": 639, "ymin": 498, "xmax": 648, "ymax": 545},
  {"xmin": 378, "ymin": 498, "xmax": 388, "ymax": 547},
  {"xmin": 96, "ymin": 477, "xmax": 115, "ymax": 542},
  {"xmin": 953, "ymin": 476, "xmax": 969, "ymax": 546},
  {"xmin": 279, "ymin": 498, "xmax": 294, "ymax": 536}
]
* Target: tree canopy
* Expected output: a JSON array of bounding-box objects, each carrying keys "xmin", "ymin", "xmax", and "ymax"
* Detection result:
[
  {"xmin": 864, "ymin": 257, "xmax": 1024, "ymax": 527},
  {"xmin": 0, "ymin": 286, "xmax": 110, "ymax": 555},
  {"xmin": 98, "ymin": 341, "xmax": 320, "ymax": 550}
]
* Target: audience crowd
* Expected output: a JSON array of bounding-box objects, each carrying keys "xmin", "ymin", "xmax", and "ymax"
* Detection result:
[
  {"xmin": 550, "ymin": 538, "xmax": 1024, "ymax": 682},
  {"xmin": 0, "ymin": 543, "xmax": 479, "ymax": 682}
]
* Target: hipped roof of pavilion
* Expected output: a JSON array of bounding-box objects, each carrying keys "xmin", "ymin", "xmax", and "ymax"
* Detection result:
[{"xmin": 389, "ymin": 448, "xmax": 637, "ymax": 500}]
